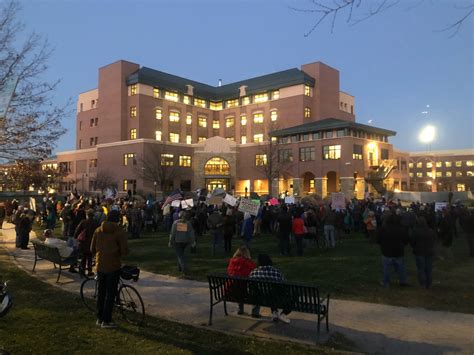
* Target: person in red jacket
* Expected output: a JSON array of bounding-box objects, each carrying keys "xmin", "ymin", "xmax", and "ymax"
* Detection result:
[
  {"xmin": 227, "ymin": 246, "xmax": 256, "ymax": 315},
  {"xmin": 292, "ymin": 211, "xmax": 305, "ymax": 256}
]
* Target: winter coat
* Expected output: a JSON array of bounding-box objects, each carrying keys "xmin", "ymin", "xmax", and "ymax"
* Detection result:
[{"xmin": 91, "ymin": 221, "xmax": 129, "ymax": 273}]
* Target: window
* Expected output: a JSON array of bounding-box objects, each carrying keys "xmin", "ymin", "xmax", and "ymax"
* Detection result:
[
  {"xmin": 446, "ymin": 171, "xmax": 452, "ymax": 177},
  {"xmin": 242, "ymin": 97, "xmax": 250, "ymax": 105},
  {"xmin": 79, "ymin": 139, "xmax": 82, "ymax": 148},
  {"xmin": 255, "ymin": 154, "xmax": 267, "ymax": 166},
  {"xmin": 226, "ymin": 99, "xmax": 239, "ymax": 108},
  {"xmin": 169, "ymin": 132, "xmax": 180, "ymax": 143},
  {"xmin": 225, "ymin": 117, "xmax": 235, "ymax": 128},
  {"xmin": 409, "ymin": 172, "xmax": 414, "ymax": 178},
  {"xmin": 304, "ymin": 85, "xmax": 311, "ymax": 96},
  {"xmin": 416, "ymin": 172, "xmax": 423, "ymax": 178},
  {"xmin": 212, "ymin": 119, "xmax": 220, "ymax": 129},
  {"xmin": 254, "ymin": 134, "xmax": 263, "ymax": 143},
  {"xmin": 416, "ymin": 162, "xmax": 422, "ymax": 168},
  {"xmin": 80, "ymin": 103, "xmax": 83, "ymax": 112},
  {"xmin": 179, "ymin": 156, "xmax": 192, "ymax": 167},
  {"xmin": 155, "ymin": 108, "xmax": 162, "ymax": 120},
  {"xmin": 467, "ymin": 171, "xmax": 474, "ymax": 177},
  {"xmin": 301, "ymin": 133, "xmax": 310, "ymax": 141},
  {"xmin": 123, "ymin": 153, "xmax": 136, "ymax": 166},
  {"xmin": 324, "ymin": 131, "xmax": 333, "ymax": 139},
  {"xmin": 95, "ymin": 117, "xmax": 98, "ymax": 126},
  {"xmin": 445, "ymin": 161, "xmax": 452, "ymax": 167},
  {"xmin": 467, "ymin": 160, "xmax": 474, "ymax": 167},
  {"xmin": 226, "ymin": 137, "xmax": 234, "ymax": 141},
  {"xmin": 271, "ymin": 136, "xmax": 277, "ymax": 142},
  {"xmin": 130, "ymin": 129, "xmax": 137, "ymax": 139},
  {"xmin": 299, "ymin": 147, "xmax": 315, "ymax": 162},
  {"xmin": 169, "ymin": 111, "xmax": 180, "ymax": 122},
  {"xmin": 130, "ymin": 84, "xmax": 137, "ymax": 95},
  {"xmin": 198, "ymin": 117, "xmax": 207, "ymax": 128},
  {"xmin": 426, "ymin": 162, "xmax": 433, "ymax": 168},
  {"xmin": 427, "ymin": 172, "xmax": 433, "ymax": 178},
  {"xmin": 204, "ymin": 157, "xmax": 230, "ymax": 175},
  {"xmin": 130, "ymin": 106, "xmax": 137, "ymax": 118},
  {"xmin": 336, "ymin": 129, "xmax": 344, "ymax": 137},
  {"xmin": 270, "ymin": 110, "xmax": 278, "ymax": 122},
  {"xmin": 456, "ymin": 171, "xmax": 463, "ymax": 177},
  {"xmin": 457, "ymin": 184, "xmax": 466, "ymax": 192},
  {"xmin": 436, "ymin": 162, "xmax": 442, "ymax": 168},
  {"xmin": 312, "ymin": 132, "xmax": 321, "ymax": 140},
  {"xmin": 165, "ymin": 91, "xmax": 179, "ymax": 102},
  {"xmin": 79, "ymin": 121, "xmax": 82, "ymax": 130},
  {"xmin": 198, "ymin": 136, "xmax": 206, "ymax": 142},
  {"xmin": 89, "ymin": 159, "xmax": 97, "ymax": 168},
  {"xmin": 94, "ymin": 137, "xmax": 98, "ymax": 145},
  {"xmin": 183, "ymin": 95, "xmax": 190, "ymax": 105},
  {"xmin": 91, "ymin": 100, "xmax": 96, "ymax": 109},
  {"xmin": 155, "ymin": 131, "xmax": 162, "ymax": 141},
  {"xmin": 304, "ymin": 107, "xmax": 311, "ymax": 118},
  {"xmin": 409, "ymin": 162, "xmax": 414, "ymax": 168},
  {"xmin": 241, "ymin": 136, "xmax": 247, "ymax": 144},
  {"xmin": 194, "ymin": 98, "xmax": 207, "ymax": 108},
  {"xmin": 90, "ymin": 118, "xmax": 94, "ymax": 127},
  {"xmin": 272, "ymin": 90, "xmax": 280, "ymax": 100},
  {"xmin": 353, "ymin": 144, "xmax": 363, "ymax": 160},
  {"xmin": 241, "ymin": 115, "xmax": 247, "ymax": 126},
  {"xmin": 153, "ymin": 87, "xmax": 160, "ymax": 98},
  {"xmin": 253, "ymin": 113, "xmax": 264, "ymax": 123},
  {"xmin": 323, "ymin": 145, "xmax": 341, "ymax": 160},
  {"xmin": 456, "ymin": 161, "xmax": 462, "ymax": 167},
  {"xmin": 186, "ymin": 135, "xmax": 192, "ymax": 144},
  {"xmin": 381, "ymin": 149, "xmax": 389, "ymax": 160},
  {"xmin": 90, "ymin": 137, "xmax": 94, "ymax": 146},
  {"xmin": 279, "ymin": 149, "xmax": 293, "ymax": 162},
  {"xmin": 123, "ymin": 179, "xmax": 136, "ymax": 192},
  {"xmin": 186, "ymin": 114, "xmax": 192, "ymax": 125},
  {"xmin": 436, "ymin": 171, "xmax": 442, "ymax": 177},
  {"xmin": 254, "ymin": 93, "xmax": 268, "ymax": 103},
  {"xmin": 210, "ymin": 101, "xmax": 222, "ymax": 110},
  {"xmin": 161, "ymin": 154, "xmax": 174, "ymax": 166}
]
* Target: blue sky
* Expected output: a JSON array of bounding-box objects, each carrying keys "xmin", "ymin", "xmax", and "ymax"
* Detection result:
[{"xmin": 20, "ymin": 0, "xmax": 473, "ymax": 153}]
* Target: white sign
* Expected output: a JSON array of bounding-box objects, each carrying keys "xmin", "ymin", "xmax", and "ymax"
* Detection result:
[
  {"xmin": 238, "ymin": 199, "xmax": 260, "ymax": 216},
  {"xmin": 435, "ymin": 202, "xmax": 448, "ymax": 212},
  {"xmin": 181, "ymin": 199, "xmax": 194, "ymax": 209},
  {"xmin": 284, "ymin": 196, "xmax": 295, "ymax": 204},
  {"xmin": 223, "ymin": 194, "xmax": 237, "ymax": 207},
  {"xmin": 0, "ymin": 76, "xmax": 19, "ymax": 119},
  {"xmin": 29, "ymin": 197, "xmax": 36, "ymax": 212},
  {"xmin": 331, "ymin": 193, "xmax": 346, "ymax": 210},
  {"xmin": 171, "ymin": 200, "xmax": 181, "ymax": 208}
]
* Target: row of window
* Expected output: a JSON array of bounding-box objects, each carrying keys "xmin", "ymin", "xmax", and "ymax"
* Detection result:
[
  {"xmin": 124, "ymin": 153, "xmax": 192, "ymax": 168},
  {"xmin": 79, "ymin": 117, "xmax": 99, "ymax": 131},
  {"xmin": 278, "ymin": 129, "xmax": 388, "ymax": 144},
  {"xmin": 277, "ymin": 145, "xmax": 343, "ymax": 163},
  {"xmin": 409, "ymin": 160, "xmax": 474, "ymax": 169},
  {"xmin": 79, "ymin": 137, "xmax": 98, "ymax": 148},
  {"xmin": 151, "ymin": 130, "xmax": 269, "ymax": 144},
  {"xmin": 79, "ymin": 99, "xmax": 98, "ymax": 112},
  {"xmin": 410, "ymin": 171, "xmax": 474, "ymax": 178}
]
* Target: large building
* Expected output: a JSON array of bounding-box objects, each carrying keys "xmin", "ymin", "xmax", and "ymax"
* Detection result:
[{"xmin": 52, "ymin": 59, "xmax": 406, "ymax": 199}]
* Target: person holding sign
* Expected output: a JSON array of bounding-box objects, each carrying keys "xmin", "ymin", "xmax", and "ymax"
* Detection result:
[{"xmin": 169, "ymin": 211, "xmax": 196, "ymax": 274}]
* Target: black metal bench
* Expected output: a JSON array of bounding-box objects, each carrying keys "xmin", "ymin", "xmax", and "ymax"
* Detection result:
[
  {"xmin": 31, "ymin": 239, "xmax": 78, "ymax": 283},
  {"xmin": 207, "ymin": 274, "xmax": 330, "ymax": 334}
]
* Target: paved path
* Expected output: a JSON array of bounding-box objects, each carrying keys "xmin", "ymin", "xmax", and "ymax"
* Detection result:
[{"xmin": 1, "ymin": 224, "xmax": 473, "ymax": 354}]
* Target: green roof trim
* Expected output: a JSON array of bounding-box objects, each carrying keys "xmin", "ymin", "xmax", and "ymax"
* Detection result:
[
  {"xmin": 126, "ymin": 67, "xmax": 315, "ymax": 101},
  {"xmin": 269, "ymin": 118, "xmax": 397, "ymax": 137}
]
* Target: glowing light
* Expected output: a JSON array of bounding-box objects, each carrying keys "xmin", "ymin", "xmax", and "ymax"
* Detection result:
[
  {"xmin": 367, "ymin": 142, "xmax": 376, "ymax": 150},
  {"xmin": 394, "ymin": 188, "xmax": 401, "ymax": 193},
  {"xmin": 426, "ymin": 181, "xmax": 433, "ymax": 186},
  {"xmin": 419, "ymin": 125, "xmax": 436, "ymax": 144}
]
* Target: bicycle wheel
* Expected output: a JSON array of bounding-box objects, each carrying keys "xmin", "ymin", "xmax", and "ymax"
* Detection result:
[
  {"xmin": 117, "ymin": 284, "xmax": 145, "ymax": 325},
  {"xmin": 80, "ymin": 277, "xmax": 98, "ymax": 313}
]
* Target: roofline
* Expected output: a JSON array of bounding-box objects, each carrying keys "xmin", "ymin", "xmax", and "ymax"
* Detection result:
[
  {"xmin": 409, "ymin": 149, "xmax": 474, "ymax": 157},
  {"xmin": 98, "ymin": 59, "xmax": 138, "ymax": 70}
]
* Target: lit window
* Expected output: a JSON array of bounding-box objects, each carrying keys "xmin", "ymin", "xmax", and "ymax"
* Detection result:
[
  {"xmin": 445, "ymin": 161, "xmax": 452, "ymax": 167},
  {"xmin": 436, "ymin": 162, "xmax": 442, "ymax": 168},
  {"xmin": 186, "ymin": 135, "xmax": 192, "ymax": 144},
  {"xmin": 436, "ymin": 171, "xmax": 442, "ymax": 177},
  {"xmin": 153, "ymin": 87, "xmax": 160, "ymax": 98},
  {"xmin": 417, "ymin": 172, "xmax": 423, "ymax": 177},
  {"xmin": 198, "ymin": 136, "xmax": 206, "ymax": 142},
  {"xmin": 161, "ymin": 154, "xmax": 174, "ymax": 166},
  {"xmin": 204, "ymin": 157, "xmax": 230, "ymax": 175},
  {"xmin": 155, "ymin": 131, "xmax": 162, "ymax": 141},
  {"xmin": 272, "ymin": 90, "xmax": 280, "ymax": 100},
  {"xmin": 155, "ymin": 108, "xmax": 162, "ymax": 120},
  {"xmin": 353, "ymin": 144, "xmax": 363, "ymax": 160},
  {"xmin": 183, "ymin": 95, "xmax": 190, "ymax": 105},
  {"xmin": 179, "ymin": 155, "xmax": 192, "ymax": 167},
  {"xmin": 427, "ymin": 172, "xmax": 433, "ymax": 178},
  {"xmin": 242, "ymin": 97, "xmax": 250, "ymax": 105},
  {"xmin": 253, "ymin": 113, "xmax": 264, "ymax": 124},
  {"xmin": 467, "ymin": 171, "xmax": 474, "ymax": 177},
  {"xmin": 467, "ymin": 160, "xmax": 474, "ymax": 167},
  {"xmin": 304, "ymin": 107, "xmax": 311, "ymax": 118},
  {"xmin": 304, "ymin": 85, "xmax": 311, "ymax": 96},
  {"xmin": 226, "ymin": 117, "xmax": 235, "ymax": 128},
  {"xmin": 279, "ymin": 149, "xmax": 293, "ymax": 162},
  {"xmin": 254, "ymin": 134, "xmax": 263, "ymax": 143},
  {"xmin": 271, "ymin": 136, "xmax": 277, "ymax": 142},
  {"xmin": 123, "ymin": 153, "xmax": 136, "ymax": 166},
  {"xmin": 254, "ymin": 93, "xmax": 268, "ymax": 103},
  {"xmin": 270, "ymin": 110, "xmax": 278, "ymax": 122},
  {"xmin": 226, "ymin": 137, "xmax": 234, "ymax": 142},
  {"xmin": 300, "ymin": 147, "xmax": 315, "ymax": 162},
  {"xmin": 210, "ymin": 102, "xmax": 223, "ymax": 110},
  {"xmin": 213, "ymin": 119, "xmax": 220, "ymax": 129},
  {"xmin": 130, "ymin": 84, "xmax": 137, "ymax": 95},
  {"xmin": 416, "ymin": 162, "xmax": 422, "ymax": 168},
  {"xmin": 241, "ymin": 115, "xmax": 247, "ymax": 126},
  {"xmin": 426, "ymin": 162, "xmax": 433, "ymax": 168},
  {"xmin": 446, "ymin": 171, "xmax": 452, "ymax": 177},
  {"xmin": 198, "ymin": 117, "xmax": 207, "ymax": 128},
  {"xmin": 130, "ymin": 106, "xmax": 137, "ymax": 118},
  {"xmin": 186, "ymin": 114, "xmax": 192, "ymax": 125},
  {"xmin": 169, "ymin": 111, "xmax": 180, "ymax": 122},
  {"xmin": 130, "ymin": 129, "xmax": 137, "ymax": 140},
  {"xmin": 241, "ymin": 136, "xmax": 247, "ymax": 144},
  {"xmin": 408, "ymin": 162, "xmax": 414, "ymax": 168},
  {"xmin": 457, "ymin": 184, "xmax": 466, "ymax": 192},
  {"xmin": 165, "ymin": 91, "xmax": 179, "ymax": 102},
  {"xmin": 323, "ymin": 145, "xmax": 341, "ymax": 160},
  {"xmin": 255, "ymin": 154, "xmax": 267, "ymax": 166},
  {"xmin": 456, "ymin": 171, "xmax": 462, "ymax": 177},
  {"xmin": 194, "ymin": 98, "xmax": 207, "ymax": 108},
  {"xmin": 226, "ymin": 99, "xmax": 239, "ymax": 108},
  {"xmin": 409, "ymin": 173, "xmax": 414, "ymax": 177},
  {"xmin": 169, "ymin": 132, "xmax": 180, "ymax": 143},
  {"xmin": 123, "ymin": 179, "xmax": 136, "ymax": 192},
  {"xmin": 456, "ymin": 161, "xmax": 462, "ymax": 167}
]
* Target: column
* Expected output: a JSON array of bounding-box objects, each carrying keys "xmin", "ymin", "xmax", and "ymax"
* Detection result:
[
  {"xmin": 355, "ymin": 178, "xmax": 366, "ymax": 200},
  {"xmin": 271, "ymin": 178, "xmax": 279, "ymax": 197},
  {"xmin": 340, "ymin": 177, "xmax": 355, "ymax": 199},
  {"xmin": 315, "ymin": 177, "xmax": 328, "ymax": 199},
  {"xmin": 292, "ymin": 178, "xmax": 302, "ymax": 197}
]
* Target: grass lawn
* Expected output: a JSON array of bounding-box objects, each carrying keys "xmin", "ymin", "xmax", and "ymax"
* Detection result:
[
  {"xmin": 0, "ymin": 248, "xmax": 355, "ymax": 354},
  {"xmin": 124, "ymin": 228, "xmax": 474, "ymax": 314}
]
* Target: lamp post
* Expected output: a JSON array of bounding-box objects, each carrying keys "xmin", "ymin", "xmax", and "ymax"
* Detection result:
[{"xmin": 153, "ymin": 180, "xmax": 157, "ymax": 200}]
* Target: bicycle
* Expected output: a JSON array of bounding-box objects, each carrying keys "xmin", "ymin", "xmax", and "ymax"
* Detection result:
[{"xmin": 80, "ymin": 266, "xmax": 145, "ymax": 325}]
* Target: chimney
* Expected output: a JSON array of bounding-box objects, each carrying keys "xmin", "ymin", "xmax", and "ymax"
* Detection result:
[
  {"xmin": 218, "ymin": 79, "xmax": 222, "ymax": 87},
  {"xmin": 239, "ymin": 85, "xmax": 247, "ymax": 97},
  {"xmin": 186, "ymin": 84, "xmax": 194, "ymax": 96}
]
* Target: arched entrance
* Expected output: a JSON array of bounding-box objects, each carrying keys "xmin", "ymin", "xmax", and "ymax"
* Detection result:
[
  {"xmin": 301, "ymin": 172, "xmax": 315, "ymax": 194},
  {"xmin": 204, "ymin": 157, "xmax": 230, "ymax": 192},
  {"xmin": 327, "ymin": 171, "xmax": 340, "ymax": 193}
]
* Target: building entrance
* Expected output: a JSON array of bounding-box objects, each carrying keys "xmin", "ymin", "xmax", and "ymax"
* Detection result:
[{"xmin": 206, "ymin": 178, "xmax": 228, "ymax": 192}]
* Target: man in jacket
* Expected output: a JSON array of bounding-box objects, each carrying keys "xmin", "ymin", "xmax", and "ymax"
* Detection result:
[
  {"xmin": 277, "ymin": 205, "xmax": 292, "ymax": 256},
  {"xmin": 410, "ymin": 216, "xmax": 436, "ymax": 288},
  {"xmin": 91, "ymin": 210, "xmax": 129, "ymax": 328},
  {"xmin": 169, "ymin": 211, "xmax": 196, "ymax": 274},
  {"xmin": 207, "ymin": 209, "xmax": 224, "ymax": 256}
]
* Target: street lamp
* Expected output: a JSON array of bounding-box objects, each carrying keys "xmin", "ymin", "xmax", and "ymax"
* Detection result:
[{"xmin": 419, "ymin": 125, "xmax": 436, "ymax": 148}]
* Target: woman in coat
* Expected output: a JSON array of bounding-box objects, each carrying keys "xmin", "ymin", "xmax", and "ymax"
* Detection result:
[{"xmin": 74, "ymin": 209, "xmax": 98, "ymax": 276}]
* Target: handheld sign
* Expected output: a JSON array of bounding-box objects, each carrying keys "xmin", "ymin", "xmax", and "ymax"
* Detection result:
[
  {"xmin": 223, "ymin": 193, "xmax": 237, "ymax": 207},
  {"xmin": 238, "ymin": 199, "xmax": 260, "ymax": 216},
  {"xmin": 331, "ymin": 193, "xmax": 346, "ymax": 210}
]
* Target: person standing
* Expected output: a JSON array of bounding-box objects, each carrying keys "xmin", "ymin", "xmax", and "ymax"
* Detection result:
[
  {"xmin": 226, "ymin": 246, "xmax": 256, "ymax": 314},
  {"xmin": 364, "ymin": 211, "xmax": 377, "ymax": 243},
  {"xmin": 0, "ymin": 203, "xmax": 5, "ymax": 229},
  {"xmin": 18, "ymin": 210, "xmax": 33, "ymax": 249},
  {"xmin": 74, "ymin": 209, "xmax": 98, "ymax": 276},
  {"xmin": 277, "ymin": 205, "xmax": 292, "ymax": 256},
  {"xmin": 322, "ymin": 207, "xmax": 337, "ymax": 248},
  {"xmin": 292, "ymin": 211, "xmax": 305, "ymax": 256},
  {"xmin": 223, "ymin": 208, "xmax": 235, "ymax": 253},
  {"xmin": 410, "ymin": 216, "xmax": 436, "ymax": 288},
  {"xmin": 169, "ymin": 211, "xmax": 196, "ymax": 274},
  {"xmin": 207, "ymin": 209, "xmax": 224, "ymax": 255},
  {"xmin": 90, "ymin": 210, "xmax": 129, "ymax": 328}
]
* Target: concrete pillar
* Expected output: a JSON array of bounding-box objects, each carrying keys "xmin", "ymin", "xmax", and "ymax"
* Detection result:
[
  {"xmin": 355, "ymin": 178, "xmax": 366, "ymax": 200},
  {"xmin": 340, "ymin": 177, "xmax": 355, "ymax": 199},
  {"xmin": 315, "ymin": 177, "xmax": 328, "ymax": 199},
  {"xmin": 271, "ymin": 178, "xmax": 279, "ymax": 197},
  {"xmin": 292, "ymin": 178, "xmax": 302, "ymax": 197}
]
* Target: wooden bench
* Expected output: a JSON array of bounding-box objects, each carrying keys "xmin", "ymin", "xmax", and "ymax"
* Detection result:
[
  {"xmin": 207, "ymin": 274, "xmax": 330, "ymax": 334},
  {"xmin": 31, "ymin": 239, "xmax": 78, "ymax": 283}
]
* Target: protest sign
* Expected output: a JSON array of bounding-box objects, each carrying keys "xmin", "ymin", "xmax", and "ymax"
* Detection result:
[
  {"xmin": 331, "ymin": 192, "xmax": 346, "ymax": 210},
  {"xmin": 435, "ymin": 202, "xmax": 448, "ymax": 212},
  {"xmin": 207, "ymin": 196, "xmax": 223, "ymax": 206},
  {"xmin": 181, "ymin": 199, "xmax": 194, "ymax": 209},
  {"xmin": 284, "ymin": 196, "xmax": 295, "ymax": 204},
  {"xmin": 238, "ymin": 198, "xmax": 260, "ymax": 216},
  {"xmin": 171, "ymin": 200, "xmax": 181, "ymax": 208},
  {"xmin": 29, "ymin": 197, "xmax": 36, "ymax": 212},
  {"xmin": 223, "ymin": 194, "xmax": 237, "ymax": 207}
]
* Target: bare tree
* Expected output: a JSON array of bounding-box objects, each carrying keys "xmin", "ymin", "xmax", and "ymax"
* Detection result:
[
  {"xmin": 0, "ymin": 0, "xmax": 69, "ymax": 162},
  {"xmin": 290, "ymin": 0, "xmax": 473, "ymax": 37},
  {"xmin": 8, "ymin": 159, "xmax": 66, "ymax": 191},
  {"xmin": 95, "ymin": 171, "xmax": 118, "ymax": 193},
  {"xmin": 135, "ymin": 144, "xmax": 177, "ymax": 193}
]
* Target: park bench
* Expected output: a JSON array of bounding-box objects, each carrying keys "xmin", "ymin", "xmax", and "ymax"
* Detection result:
[
  {"xmin": 31, "ymin": 239, "xmax": 78, "ymax": 283},
  {"xmin": 207, "ymin": 274, "xmax": 330, "ymax": 334}
]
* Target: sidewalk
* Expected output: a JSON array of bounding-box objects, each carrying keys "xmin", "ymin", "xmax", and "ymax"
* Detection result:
[{"xmin": 1, "ymin": 223, "xmax": 474, "ymax": 354}]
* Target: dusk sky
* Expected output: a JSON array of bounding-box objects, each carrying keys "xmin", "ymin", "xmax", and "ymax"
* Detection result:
[{"xmin": 20, "ymin": 0, "xmax": 473, "ymax": 154}]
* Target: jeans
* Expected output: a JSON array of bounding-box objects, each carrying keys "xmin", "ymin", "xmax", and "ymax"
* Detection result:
[
  {"xmin": 382, "ymin": 256, "xmax": 407, "ymax": 286},
  {"xmin": 97, "ymin": 269, "xmax": 121, "ymax": 323},
  {"xmin": 415, "ymin": 256, "xmax": 433, "ymax": 288},
  {"xmin": 211, "ymin": 230, "xmax": 223, "ymax": 255},
  {"xmin": 324, "ymin": 225, "xmax": 336, "ymax": 248},
  {"xmin": 175, "ymin": 242, "xmax": 188, "ymax": 273},
  {"xmin": 279, "ymin": 231, "xmax": 290, "ymax": 255}
]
